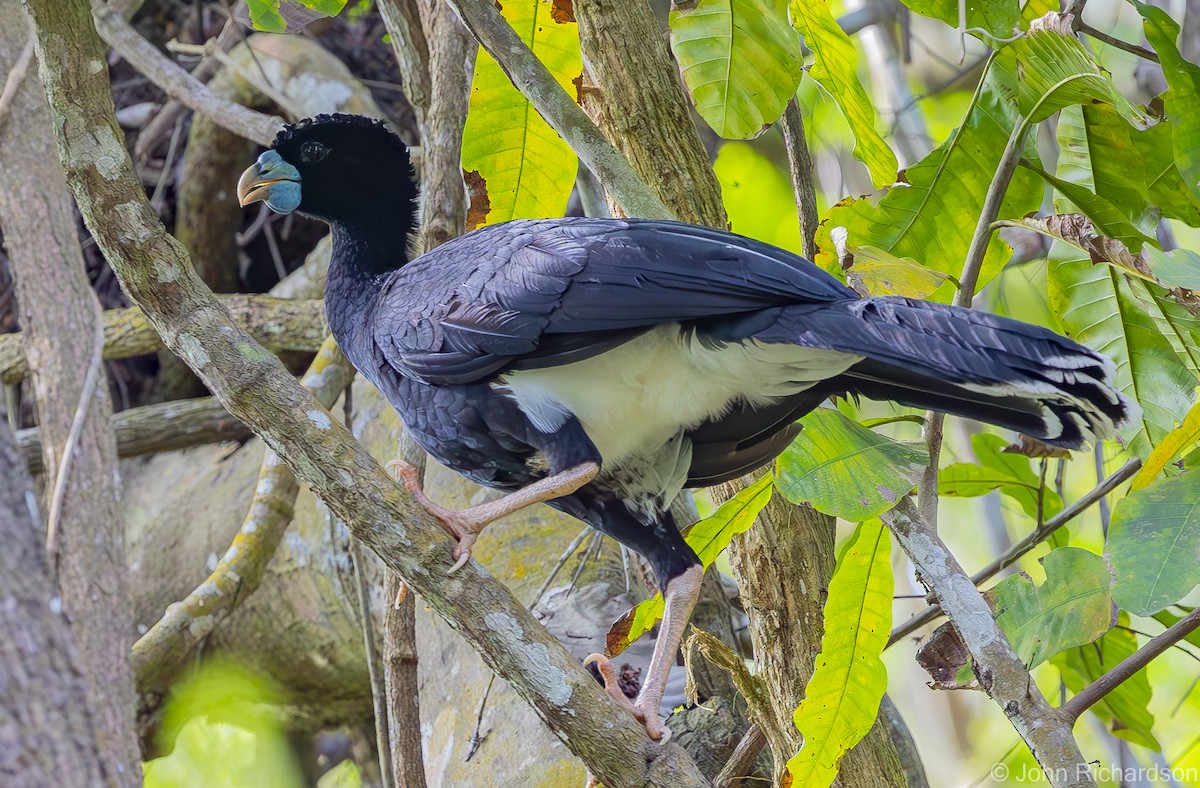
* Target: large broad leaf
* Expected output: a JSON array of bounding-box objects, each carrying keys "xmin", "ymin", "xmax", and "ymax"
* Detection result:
[
  {"xmin": 774, "ymin": 408, "xmax": 927, "ymax": 521},
  {"xmin": 815, "ymin": 53, "xmax": 1042, "ymax": 299},
  {"xmin": 1132, "ymin": 398, "xmax": 1200, "ymax": 491},
  {"xmin": 460, "ymin": 0, "xmax": 581, "ymax": 224},
  {"xmin": 1135, "ymin": 2, "xmax": 1200, "ymax": 203},
  {"xmin": 938, "ymin": 433, "xmax": 1062, "ymax": 520},
  {"xmin": 992, "ymin": 16, "xmax": 1152, "ymax": 128},
  {"xmin": 1047, "ymin": 250, "xmax": 1197, "ymax": 457},
  {"xmin": 1129, "ymin": 277, "xmax": 1200, "ymax": 381},
  {"xmin": 789, "ymin": 0, "xmax": 896, "ymax": 188},
  {"xmin": 604, "ymin": 475, "xmax": 772, "ymax": 656},
  {"xmin": 1075, "ymin": 103, "xmax": 1200, "ymax": 229},
  {"xmin": 992, "ymin": 547, "xmax": 1113, "ymax": 669},
  {"xmin": 1051, "ymin": 612, "xmax": 1159, "ymax": 750},
  {"xmin": 787, "ymin": 519, "xmax": 891, "ymax": 787},
  {"xmin": 1108, "ymin": 470, "xmax": 1200, "ymax": 616},
  {"xmin": 669, "ymin": 0, "xmax": 802, "ymax": 139},
  {"xmin": 1144, "ymin": 246, "xmax": 1200, "ymax": 291},
  {"xmin": 898, "ymin": 0, "xmax": 1021, "ymax": 41}
]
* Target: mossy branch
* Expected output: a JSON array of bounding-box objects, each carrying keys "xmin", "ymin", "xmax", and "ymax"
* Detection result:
[
  {"xmin": 27, "ymin": 1, "xmax": 705, "ymax": 783},
  {"xmin": 0, "ymin": 295, "xmax": 326, "ymax": 384}
]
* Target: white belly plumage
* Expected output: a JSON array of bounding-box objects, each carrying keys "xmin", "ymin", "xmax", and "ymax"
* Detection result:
[{"xmin": 497, "ymin": 324, "xmax": 861, "ymax": 491}]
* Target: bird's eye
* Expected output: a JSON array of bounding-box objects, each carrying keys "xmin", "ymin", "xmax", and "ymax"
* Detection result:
[{"xmin": 300, "ymin": 141, "xmax": 329, "ymax": 163}]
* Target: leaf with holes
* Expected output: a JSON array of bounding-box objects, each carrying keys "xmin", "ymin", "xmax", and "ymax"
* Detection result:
[
  {"xmin": 996, "ymin": 213, "xmax": 1156, "ymax": 283},
  {"xmin": 604, "ymin": 474, "xmax": 772, "ymax": 656},
  {"xmin": 992, "ymin": 547, "xmax": 1113, "ymax": 669},
  {"xmin": 1135, "ymin": 2, "xmax": 1200, "ymax": 202},
  {"xmin": 669, "ymin": 0, "xmax": 802, "ymax": 139},
  {"xmin": 1108, "ymin": 470, "xmax": 1200, "ymax": 616},
  {"xmin": 461, "ymin": 0, "xmax": 581, "ymax": 224},
  {"xmin": 775, "ymin": 408, "xmax": 927, "ymax": 521},
  {"xmin": 790, "ymin": 0, "xmax": 896, "ymax": 188},
  {"xmin": 787, "ymin": 519, "xmax": 891, "ymax": 787}
]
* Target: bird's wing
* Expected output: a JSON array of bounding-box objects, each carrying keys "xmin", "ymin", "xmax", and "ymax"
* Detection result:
[{"xmin": 372, "ymin": 218, "xmax": 854, "ymax": 385}]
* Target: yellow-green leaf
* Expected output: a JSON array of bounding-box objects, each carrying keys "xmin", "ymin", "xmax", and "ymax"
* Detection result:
[
  {"xmin": 775, "ymin": 408, "xmax": 927, "ymax": 521},
  {"xmin": 839, "ymin": 240, "xmax": 956, "ymax": 299},
  {"xmin": 669, "ymin": 0, "xmax": 802, "ymax": 139},
  {"xmin": 787, "ymin": 519, "xmax": 891, "ymax": 787},
  {"xmin": 604, "ymin": 475, "xmax": 772, "ymax": 656},
  {"xmin": 790, "ymin": 0, "xmax": 897, "ymax": 188},
  {"xmin": 461, "ymin": 0, "xmax": 581, "ymax": 224},
  {"xmin": 899, "ymin": 0, "xmax": 1020, "ymax": 41},
  {"xmin": 1132, "ymin": 396, "xmax": 1200, "ymax": 490},
  {"xmin": 992, "ymin": 547, "xmax": 1113, "ymax": 669}
]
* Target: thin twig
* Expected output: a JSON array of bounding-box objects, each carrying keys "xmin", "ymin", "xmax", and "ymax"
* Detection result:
[
  {"xmin": 352, "ymin": 538, "xmax": 396, "ymax": 787},
  {"xmin": 779, "ymin": 98, "xmax": 819, "ymax": 261},
  {"xmin": 1078, "ymin": 21, "xmax": 1160, "ymax": 62},
  {"xmin": 887, "ymin": 458, "xmax": 1141, "ymax": 646},
  {"xmin": 1063, "ymin": 608, "xmax": 1200, "ymax": 722},
  {"xmin": 45, "ymin": 298, "xmax": 104, "ymax": 567},
  {"xmin": 441, "ymin": 0, "xmax": 671, "ymax": 220},
  {"xmin": 0, "ymin": 32, "xmax": 34, "ymax": 128},
  {"xmin": 91, "ymin": 1, "xmax": 282, "ymax": 146}
]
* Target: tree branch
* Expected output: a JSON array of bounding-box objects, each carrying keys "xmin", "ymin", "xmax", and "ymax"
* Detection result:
[
  {"xmin": 130, "ymin": 337, "xmax": 352, "ymax": 691},
  {"xmin": 888, "ymin": 458, "xmax": 1142, "ymax": 646},
  {"xmin": 1062, "ymin": 607, "xmax": 1200, "ymax": 723},
  {"xmin": 779, "ymin": 98, "xmax": 819, "ymax": 260},
  {"xmin": 0, "ymin": 295, "xmax": 327, "ymax": 384},
  {"xmin": 25, "ymin": 1, "xmax": 705, "ymax": 783},
  {"xmin": 882, "ymin": 498, "xmax": 1093, "ymax": 786},
  {"xmin": 441, "ymin": 0, "xmax": 672, "ymax": 220},
  {"xmin": 16, "ymin": 396, "xmax": 251, "ymax": 473},
  {"xmin": 90, "ymin": 1, "xmax": 282, "ymax": 146}
]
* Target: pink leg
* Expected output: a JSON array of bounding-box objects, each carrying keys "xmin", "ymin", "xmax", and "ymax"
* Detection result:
[
  {"xmin": 386, "ymin": 458, "xmax": 599, "ymax": 572},
  {"xmin": 585, "ymin": 564, "xmax": 704, "ymax": 741}
]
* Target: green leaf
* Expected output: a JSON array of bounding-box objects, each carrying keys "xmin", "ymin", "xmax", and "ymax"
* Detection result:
[
  {"xmin": 898, "ymin": 0, "xmax": 1021, "ymax": 41},
  {"xmin": 992, "ymin": 547, "xmax": 1113, "ymax": 669},
  {"xmin": 460, "ymin": 0, "xmax": 581, "ymax": 224},
  {"xmin": 1023, "ymin": 158, "xmax": 1159, "ymax": 253},
  {"xmin": 774, "ymin": 408, "xmax": 927, "ymax": 521},
  {"xmin": 243, "ymin": 0, "xmax": 347, "ymax": 31},
  {"xmin": 1144, "ymin": 246, "xmax": 1200, "ymax": 291},
  {"xmin": 669, "ymin": 0, "xmax": 802, "ymax": 139},
  {"xmin": 790, "ymin": 0, "xmax": 896, "ymax": 188},
  {"xmin": 1051, "ymin": 612, "xmax": 1159, "ymax": 750},
  {"xmin": 840, "ymin": 242, "xmax": 956, "ymax": 299},
  {"xmin": 787, "ymin": 519, "xmax": 891, "ymax": 787},
  {"xmin": 1075, "ymin": 103, "xmax": 1200, "ymax": 229},
  {"xmin": 714, "ymin": 143, "xmax": 804, "ymax": 253},
  {"xmin": 1132, "ymin": 397, "xmax": 1200, "ymax": 490},
  {"xmin": 1135, "ymin": 2, "xmax": 1200, "ymax": 202},
  {"xmin": 816, "ymin": 75, "xmax": 1042, "ymax": 300},
  {"xmin": 1108, "ymin": 470, "xmax": 1200, "ymax": 616},
  {"xmin": 1131, "ymin": 278, "xmax": 1200, "ymax": 380},
  {"xmin": 1048, "ymin": 250, "xmax": 1198, "ymax": 457},
  {"xmin": 938, "ymin": 433, "xmax": 1062, "ymax": 520},
  {"xmin": 992, "ymin": 17, "xmax": 1153, "ymax": 128},
  {"xmin": 604, "ymin": 475, "xmax": 772, "ymax": 656}
]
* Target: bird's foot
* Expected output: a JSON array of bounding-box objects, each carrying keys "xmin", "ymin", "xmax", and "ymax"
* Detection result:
[
  {"xmin": 583, "ymin": 653, "xmax": 669, "ymax": 743},
  {"xmin": 385, "ymin": 458, "xmax": 485, "ymax": 573}
]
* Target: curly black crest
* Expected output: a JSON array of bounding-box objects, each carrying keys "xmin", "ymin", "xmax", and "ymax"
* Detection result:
[{"xmin": 272, "ymin": 113, "xmax": 406, "ymax": 151}]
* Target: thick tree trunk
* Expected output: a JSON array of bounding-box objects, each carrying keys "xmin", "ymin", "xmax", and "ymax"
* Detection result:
[
  {"xmin": 0, "ymin": 4, "xmax": 140, "ymax": 783},
  {"xmin": 0, "ymin": 418, "xmax": 104, "ymax": 787}
]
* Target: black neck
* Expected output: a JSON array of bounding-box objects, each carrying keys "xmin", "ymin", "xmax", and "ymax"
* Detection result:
[{"xmin": 324, "ymin": 214, "xmax": 414, "ymax": 347}]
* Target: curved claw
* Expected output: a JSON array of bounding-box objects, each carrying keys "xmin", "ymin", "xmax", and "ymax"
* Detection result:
[
  {"xmin": 583, "ymin": 653, "xmax": 668, "ymax": 742},
  {"xmin": 447, "ymin": 549, "xmax": 471, "ymax": 574}
]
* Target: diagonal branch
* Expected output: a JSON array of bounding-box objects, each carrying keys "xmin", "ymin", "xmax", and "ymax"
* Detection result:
[
  {"xmin": 441, "ymin": 0, "xmax": 671, "ymax": 220},
  {"xmin": 888, "ymin": 458, "xmax": 1142, "ymax": 646},
  {"xmin": 1062, "ymin": 607, "xmax": 1200, "ymax": 722},
  {"xmin": 24, "ymin": 1, "xmax": 705, "ymax": 784},
  {"xmin": 882, "ymin": 498, "xmax": 1093, "ymax": 786}
]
